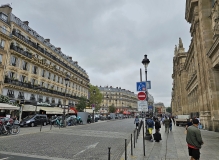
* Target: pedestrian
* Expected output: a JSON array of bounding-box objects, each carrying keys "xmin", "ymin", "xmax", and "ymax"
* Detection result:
[
  {"xmin": 172, "ymin": 116, "xmax": 175, "ymax": 125},
  {"xmin": 146, "ymin": 117, "xmax": 154, "ymax": 140},
  {"xmin": 155, "ymin": 118, "xmax": 161, "ymax": 131},
  {"xmin": 169, "ymin": 117, "xmax": 172, "ymax": 131},
  {"xmin": 186, "ymin": 118, "xmax": 204, "ymax": 160},
  {"xmin": 134, "ymin": 116, "xmax": 139, "ymax": 129},
  {"xmin": 196, "ymin": 117, "xmax": 201, "ymax": 129},
  {"xmin": 162, "ymin": 116, "xmax": 165, "ymax": 126},
  {"xmin": 163, "ymin": 116, "xmax": 170, "ymax": 133},
  {"xmin": 153, "ymin": 129, "xmax": 162, "ymax": 142}
]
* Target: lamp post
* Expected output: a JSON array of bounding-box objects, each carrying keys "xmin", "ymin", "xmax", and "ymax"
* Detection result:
[
  {"xmin": 92, "ymin": 89, "xmax": 96, "ymax": 123},
  {"xmin": 62, "ymin": 76, "xmax": 69, "ymax": 127},
  {"xmin": 142, "ymin": 54, "xmax": 151, "ymax": 140}
]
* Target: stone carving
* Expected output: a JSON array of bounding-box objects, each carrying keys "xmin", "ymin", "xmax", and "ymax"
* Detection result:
[{"xmin": 179, "ymin": 38, "xmax": 183, "ymax": 48}]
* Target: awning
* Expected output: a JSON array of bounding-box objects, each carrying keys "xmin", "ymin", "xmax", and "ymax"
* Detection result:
[
  {"xmin": 69, "ymin": 107, "xmax": 77, "ymax": 114},
  {"xmin": 38, "ymin": 107, "xmax": 63, "ymax": 114},
  {"xmin": 0, "ymin": 103, "xmax": 20, "ymax": 110},
  {"xmin": 23, "ymin": 105, "xmax": 36, "ymax": 112}
]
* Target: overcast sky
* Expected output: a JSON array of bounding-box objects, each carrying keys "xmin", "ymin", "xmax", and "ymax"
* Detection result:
[{"xmin": 3, "ymin": 1, "xmax": 191, "ymax": 107}]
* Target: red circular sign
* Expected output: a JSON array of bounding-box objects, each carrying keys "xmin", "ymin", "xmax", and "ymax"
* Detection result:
[{"xmin": 137, "ymin": 92, "xmax": 147, "ymax": 101}]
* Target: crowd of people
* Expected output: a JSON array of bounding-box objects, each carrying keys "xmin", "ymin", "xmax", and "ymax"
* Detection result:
[{"xmin": 134, "ymin": 115, "xmax": 203, "ymax": 160}]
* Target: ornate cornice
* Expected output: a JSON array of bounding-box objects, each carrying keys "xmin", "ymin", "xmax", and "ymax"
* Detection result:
[{"xmin": 186, "ymin": 70, "xmax": 197, "ymax": 90}]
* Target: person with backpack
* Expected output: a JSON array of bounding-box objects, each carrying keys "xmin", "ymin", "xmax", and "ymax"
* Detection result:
[
  {"xmin": 146, "ymin": 118, "xmax": 154, "ymax": 137},
  {"xmin": 155, "ymin": 118, "xmax": 161, "ymax": 131},
  {"xmin": 134, "ymin": 116, "xmax": 139, "ymax": 129}
]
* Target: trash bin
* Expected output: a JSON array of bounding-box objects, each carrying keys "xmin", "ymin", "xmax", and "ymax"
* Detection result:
[{"xmin": 95, "ymin": 117, "xmax": 98, "ymax": 122}]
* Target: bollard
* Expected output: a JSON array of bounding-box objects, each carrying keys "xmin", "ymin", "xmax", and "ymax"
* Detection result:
[
  {"xmin": 137, "ymin": 128, "xmax": 139, "ymax": 139},
  {"xmin": 50, "ymin": 121, "xmax": 52, "ymax": 130},
  {"xmin": 134, "ymin": 129, "xmax": 136, "ymax": 147},
  {"xmin": 142, "ymin": 121, "xmax": 145, "ymax": 156},
  {"xmin": 131, "ymin": 134, "xmax": 133, "ymax": 156},
  {"xmin": 108, "ymin": 147, "xmax": 111, "ymax": 160},
  {"xmin": 40, "ymin": 119, "xmax": 43, "ymax": 132},
  {"xmin": 125, "ymin": 139, "xmax": 127, "ymax": 160}
]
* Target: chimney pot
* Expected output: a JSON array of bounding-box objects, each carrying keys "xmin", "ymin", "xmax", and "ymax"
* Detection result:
[{"xmin": 57, "ymin": 47, "xmax": 61, "ymax": 51}]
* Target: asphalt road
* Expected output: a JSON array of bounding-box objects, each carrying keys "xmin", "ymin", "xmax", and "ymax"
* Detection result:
[{"xmin": 0, "ymin": 118, "xmax": 135, "ymax": 160}]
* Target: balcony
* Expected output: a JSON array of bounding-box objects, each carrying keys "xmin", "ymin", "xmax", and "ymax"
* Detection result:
[
  {"xmin": 10, "ymin": 44, "xmax": 32, "ymax": 59},
  {"xmin": 11, "ymin": 31, "xmax": 89, "ymax": 82},
  {"xmin": 0, "ymin": 26, "xmax": 11, "ymax": 37}
]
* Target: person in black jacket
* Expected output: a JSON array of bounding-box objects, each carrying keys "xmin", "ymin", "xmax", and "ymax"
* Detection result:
[
  {"xmin": 153, "ymin": 129, "xmax": 162, "ymax": 142},
  {"xmin": 155, "ymin": 118, "xmax": 161, "ymax": 131}
]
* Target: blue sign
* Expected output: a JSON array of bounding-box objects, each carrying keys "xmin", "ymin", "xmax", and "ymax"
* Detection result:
[
  {"xmin": 148, "ymin": 106, "xmax": 153, "ymax": 109},
  {"xmin": 136, "ymin": 82, "xmax": 146, "ymax": 91}
]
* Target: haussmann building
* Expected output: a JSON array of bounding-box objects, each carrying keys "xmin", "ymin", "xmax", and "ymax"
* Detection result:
[{"xmin": 0, "ymin": 4, "xmax": 90, "ymax": 119}]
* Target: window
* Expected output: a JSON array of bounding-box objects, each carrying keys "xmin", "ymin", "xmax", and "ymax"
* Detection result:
[
  {"xmin": 10, "ymin": 56, "xmax": 17, "ymax": 66},
  {"xmin": 32, "ymin": 66, "xmax": 38, "ymax": 74},
  {"xmin": 30, "ymin": 94, "xmax": 36, "ymax": 101},
  {"xmin": 0, "ymin": 13, "xmax": 8, "ymax": 22},
  {"xmin": 7, "ymin": 90, "xmax": 14, "ymax": 98},
  {"xmin": 9, "ymin": 72, "xmax": 15, "ymax": 79},
  {"xmin": 31, "ymin": 79, "xmax": 36, "ymax": 85},
  {"xmin": 48, "ymin": 72, "xmax": 50, "ymax": 79},
  {"xmin": 0, "ymin": 39, "xmax": 5, "ymax": 48},
  {"xmin": 0, "ymin": 54, "xmax": 2, "ymax": 63},
  {"xmin": 41, "ymin": 69, "xmax": 45, "ymax": 77},
  {"xmin": 18, "ymin": 92, "xmax": 24, "ymax": 99},
  {"xmin": 20, "ymin": 75, "xmax": 26, "ymax": 82},
  {"xmin": 22, "ymin": 61, "xmax": 28, "ymax": 70}
]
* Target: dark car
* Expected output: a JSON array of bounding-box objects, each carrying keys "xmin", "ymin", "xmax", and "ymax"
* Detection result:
[{"xmin": 20, "ymin": 114, "xmax": 48, "ymax": 127}]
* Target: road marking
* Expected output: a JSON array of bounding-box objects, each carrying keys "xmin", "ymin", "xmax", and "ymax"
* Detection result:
[
  {"xmin": 0, "ymin": 151, "xmax": 70, "ymax": 160},
  {"xmin": 0, "ymin": 158, "xmax": 9, "ymax": 160},
  {"xmin": 73, "ymin": 142, "xmax": 99, "ymax": 158}
]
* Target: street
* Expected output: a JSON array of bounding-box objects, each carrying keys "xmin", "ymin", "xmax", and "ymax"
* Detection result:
[{"xmin": 0, "ymin": 119, "xmax": 134, "ymax": 160}]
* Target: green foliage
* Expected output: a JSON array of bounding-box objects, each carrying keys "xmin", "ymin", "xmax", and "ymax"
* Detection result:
[
  {"xmin": 76, "ymin": 96, "xmax": 87, "ymax": 112},
  {"xmin": 166, "ymin": 107, "xmax": 172, "ymax": 113},
  {"xmin": 88, "ymin": 85, "xmax": 103, "ymax": 111},
  {"xmin": 109, "ymin": 104, "xmax": 116, "ymax": 113},
  {"xmin": 0, "ymin": 95, "xmax": 9, "ymax": 103}
]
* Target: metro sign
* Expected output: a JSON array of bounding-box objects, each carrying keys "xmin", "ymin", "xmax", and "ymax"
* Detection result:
[{"xmin": 137, "ymin": 92, "xmax": 147, "ymax": 101}]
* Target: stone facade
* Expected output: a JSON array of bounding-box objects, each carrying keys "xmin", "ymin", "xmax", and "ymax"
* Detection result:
[
  {"xmin": 0, "ymin": 5, "xmax": 90, "ymax": 113},
  {"xmin": 98, "ymin": 86, "xmax": 138, "ymax": 114},
  {"xmin": 172, "ymin": 0, "xmax": 219, "ymax": 132}
]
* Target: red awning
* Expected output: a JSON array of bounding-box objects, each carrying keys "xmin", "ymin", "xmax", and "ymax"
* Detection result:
[{"xmin": 69, "ymin": 107, "xmax": 77, "ymax": 114}]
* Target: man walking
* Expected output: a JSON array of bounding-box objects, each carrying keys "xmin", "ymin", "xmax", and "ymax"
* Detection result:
[
  {"xmin": 163, "ymin": 116, "xmax": 170, "ymax": 133},
  {"xmin": 186, "ymin": 119, "xmax": 204, "ymax": 160},
  {"xmin": 134, "ymin": 116, "xmax": 139, "ymax": 129}
]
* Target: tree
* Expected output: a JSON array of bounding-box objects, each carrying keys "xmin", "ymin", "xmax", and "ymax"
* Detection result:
[
  {"xmin": 76, "ymin": 96, "xmax": 87, "ymax": 112},
  {"xmin": 166, "ymin": 107, "xmax": 172, "ymax": 113},
  {"xmin": 109, "ymin": 104, "xmax": 116, "ymax": 113},
  {"xmin": 88, "ymin": 85, "xmax": 103, "ymax": 111}
]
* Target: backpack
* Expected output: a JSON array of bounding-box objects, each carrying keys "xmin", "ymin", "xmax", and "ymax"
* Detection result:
[{"xmin": 147, "ymin": 119, "xmax": 154, "ymax": 127}]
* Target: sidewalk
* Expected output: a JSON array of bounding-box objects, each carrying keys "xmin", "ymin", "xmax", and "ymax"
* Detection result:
[{"xmin": 120, "ymin": 123, "xmax": 219, "ymax": 160}]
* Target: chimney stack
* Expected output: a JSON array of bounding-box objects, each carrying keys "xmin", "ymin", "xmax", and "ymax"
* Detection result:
[
  {"xmin": 45, "ymin": 39, "xmax": 50, "ymax": 42},
  {"xmin": 23, "ymin": 21, "xmax": 29, "ymax": 26}
]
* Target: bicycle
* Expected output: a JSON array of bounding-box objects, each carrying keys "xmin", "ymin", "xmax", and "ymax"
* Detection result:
[{"xmin": 53, "ymin": 118, "xmax": 64, "ymax": 128}]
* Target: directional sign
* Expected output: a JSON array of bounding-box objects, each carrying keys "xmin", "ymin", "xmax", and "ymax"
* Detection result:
[
  {"xmin": 146, "ymin": 81, "xmax": 151, "ymax": 89},
  {"xmin": 137, "ymin": 92, "xmax": 147, "ymax": 101},
  {"xmin": 136, "ymin": 82, "xmax": 146, "ymax": 91}
]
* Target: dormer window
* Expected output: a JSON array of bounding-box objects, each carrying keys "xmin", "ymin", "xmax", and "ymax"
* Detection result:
[{"xmin": 0, "ymin": 13, "xmax": 8, "ymax": 22}]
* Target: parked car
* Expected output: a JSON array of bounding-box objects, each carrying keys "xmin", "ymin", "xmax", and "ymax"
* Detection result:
[
  {"xmin": 100, "ymin": 115, "xmax": 107, "ymax": 121},
  {"xmin": 20, "ymin": 114, "xmax": 48, "ymax": 127}
]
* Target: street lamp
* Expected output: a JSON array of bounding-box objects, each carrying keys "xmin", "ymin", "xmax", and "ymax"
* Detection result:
[
  {"xmin": 62, "ymin": 76, "xmax": 69, "ymax": 127},
  {"xmin": 142, "ymin": 54, "xmax": 151, "ymax": 140},
  {"xmin": 93, "ymin": 89, "xmax": 96, "ymax": 123}
]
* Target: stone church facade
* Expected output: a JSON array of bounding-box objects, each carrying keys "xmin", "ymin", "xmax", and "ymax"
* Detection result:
[{"xmin": 171, "ymin": 0, "xmax": 219, "ymax": 132}]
